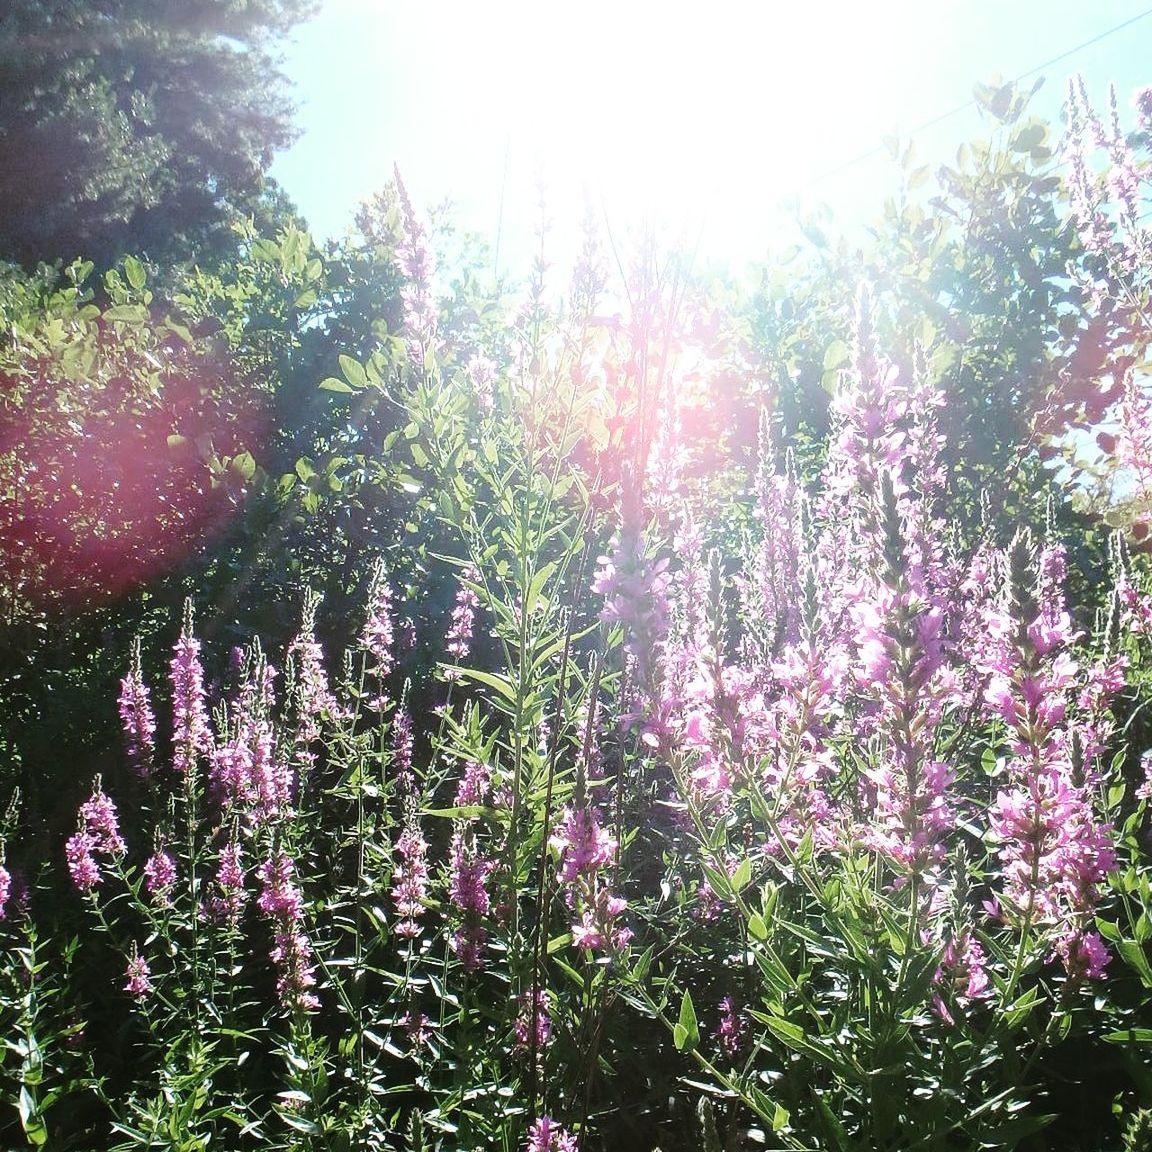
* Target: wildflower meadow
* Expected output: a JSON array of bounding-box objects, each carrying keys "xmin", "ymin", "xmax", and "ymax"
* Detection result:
[{"xmin": 5, "ymin": 76, "xmax": 1152, "ymax": 1152}]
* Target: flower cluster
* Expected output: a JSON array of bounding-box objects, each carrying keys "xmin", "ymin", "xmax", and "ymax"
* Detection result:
[
  {"xmin": 550, "ymin": 801, "xmax": 630, "ymax": 954},
  {"xmin": 393, "ymin": 166, "xmax": 439, "ymax": 366},
  {"xmin": 525, "ymin": 1116, "xmax": 577, "ymax": 1152},
  {"xmin": 125, "ymin": 950, "xmax": 153, "ymax": 1001},
  {"xmin": 288, "ymin": 593, "xmax": 340, "ymax": 751},
  {"xmin": 360, "ymin": 561, "xmax": 396, "ymax": 707},
  {"xmin": 209, "ymin": 661, "xmax": 293, "ymax": 824},
  {"xmin": 256, "ymin": 851, "xmax": 319, "ymax": 1011},
  {"xmin": 66, "ymin": 784, "xmax": 127, "ymax": 893},
  {"xmin": 171, "ymin": 607, "xmax": 212, "ymax": 775},
  {"xmin": 143, "ymin": 848, "xmax": 177, "ymax": 907},
  {"xmin": 448, "ymin": 829, "xmax": 492, "ymax": 969},
  {"xmin": 444, "ymin": 565, "xmax": 481, "ymax": 677},
  {"xmin": 212, "ymin": 839, "xmax": 247, "ymax": 924},
  {"xmin": 514, "ymin": 988, "xmax": 553, "ymax": 1054},
  {"xmin": 118, "ymin": 639, "xmax": 155, "ymax": 776},
  {"xmin": 392, "ymin": 806, "xmax": 429, "ymax": 940}
]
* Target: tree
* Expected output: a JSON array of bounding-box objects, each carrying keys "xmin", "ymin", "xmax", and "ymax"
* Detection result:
[{"xmin": 0, "ymin": 0, "xmax": 316, "ymax": 268}]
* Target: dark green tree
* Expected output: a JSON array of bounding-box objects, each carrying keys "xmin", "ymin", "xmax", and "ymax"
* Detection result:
[{"xmin": 0, "ymin": 0, "xmax": 316, "ymax": 268}]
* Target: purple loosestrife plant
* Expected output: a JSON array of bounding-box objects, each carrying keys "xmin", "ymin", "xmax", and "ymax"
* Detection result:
[
  {"xmin": 288, "ymin": 590, "xmax": 341, "ymax": 754},
  {"xmin": 392, "ymin": 801, "xmax": 429, "ymax": 941},
  {"xmin": 256, "ymin": 850, "xmax": 319, "ymax": 1012},
  {"xmin": 360, "ymin": 559, "xmax": 396, "ymax": 709},
  {"xmin": 66, "ymin": 782, "xmax": 126, "ymax": 893},
  {"xmin": 393, "ymin": 166, "xmax": 440, "ymax": 368},
  {"xmin": 119, "ymin": 637, "xmax": 156, "ymax": 777},
  {"xmin": 142, "ymin": 848, "xmax": 177, "ymax": 907},
  {"xmin": 124, "ymin": 949, "xmax": 153, "ymax": 1001},
  {"xmin": 171, "ymin": 603, "xmax": 212, "ymax": 776},
  {"xmin": 443, "ymin": 564, "xmax": 481, "ymax": 678},
  {"xmin": 525, "ymin": 1116, "xmax": 578, "ymax": 1152}
]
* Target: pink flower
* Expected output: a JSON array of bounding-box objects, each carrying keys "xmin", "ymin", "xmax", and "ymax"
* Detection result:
[
  {"xmin": 1054, "ymin": 928, "xmax": 1110, "ymax": 981},
  {"xmin": 444, "ymin": 566, "xmax": 481, "ymax": 677},
  {"xmin": 212, "ymin": 840, "xmax": 247, "ymax": 923},
  {"xmin": 360, "ymin": 561, "xmax": 396, "ymax": 693},
  {"xmin": 0, "ymin": 863, "xmax": 11, "ymax": 920},
  {"xmin": 392, "ymin": 812, "xmax": 429, "ymax": 939},
  {"xmin": 143, "ymin": 850, "xmax": 177, "ymax": 906},
  {"xmin": 118, "ymin": 640, "xmax": 155, "ymax": 776},
  {"xmin": 715, "ymin": 995, "xmax": 746, "ymax": 1058},
  {"xmin": 256, "ymin": 851, "xmax": 318, "ymax": 1011},
  {"xmin": 514, "ymin": 989, "xmax": 552, "ymax": 1053},
  {"xmin": 66, "ymin": 785, "xmax": 126, "ymax": 893},
  {"xmin": 454, "ymin": 760, "xmax": 490, "ymax": 808},
  {"xmin": 171, "ymin": 607, "xmax": 212, "ymax": 774},
  {"xmin": 289, "ymin": 594, "xmax": 340, "ymax": 746},
  {"xmin": 125, "ymin": 951, "xmax": 153, "ymax": 1000},
  {"xmin": 526, "ymin": 1116, "xmax": 578, "ymax": 1152},
  {"xmin": 66, "ymin": 832, "xmax": 100, "ymax": 893},
  {"xmin": 448, "ymin": 829, "xmax": 492, "ymax": 970}
]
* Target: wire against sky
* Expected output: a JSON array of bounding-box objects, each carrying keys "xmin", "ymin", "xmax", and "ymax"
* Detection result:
[{"xmin": 809, "ymin": 4, "xmax": 1152, "ymax": 188}]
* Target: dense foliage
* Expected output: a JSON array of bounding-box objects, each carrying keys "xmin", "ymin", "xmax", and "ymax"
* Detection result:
[{"xmin": 3, "ymin": 75, "xmax": 1152, "ymax": 1152}]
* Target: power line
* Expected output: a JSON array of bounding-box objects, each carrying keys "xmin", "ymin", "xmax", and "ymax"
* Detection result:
[{"xmin": 807, "ymin": 5, "xmax": 1152, "ymax": 189}]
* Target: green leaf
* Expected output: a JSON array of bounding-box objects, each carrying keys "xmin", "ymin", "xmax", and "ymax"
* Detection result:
[
  {"xmin": 103, "ymin": 303, "xmax": 147, "ymax": 324},
  {"xmin": 700, "ymin": 862, "xmax": 733, "ymax": 901},
  {"xmin": 450, "ymin": 667, "xmax": 518, "ymax": 703},
  {"xmin": 319, "ymin": 377, "xmax": 355, "ymax": 394},
  {"xmin": 251, "ymin": 238, "xmax": 281, "ymax": 263},
  {"xmin": 730, "ymin": 857, "xmax": 753, "ymax": 893},
  {"xmin": 823, "ymin": 339, "xmax": 849, "ymax": 372},
  {"xmin": 674, "ymin": 990, "xmax": 699, "ymax": 1051},
  {"xmin": 123, "ymin": 255, "xmax": 146, "ymax": 290},
  {"xmin": 748, "ymin": 913, "xmax": 768, "ymax": 941},
  {"xmin": 1117, "ymin": 939, "xmax": 1152, "ymax": 987},
  {"xmin": 339, "ymin": 353, "xmax": 368, "ymax": 389},
  {"xmin": 1104, "ymin": 1029, "xmax": 1152, "ymax": 1044}
]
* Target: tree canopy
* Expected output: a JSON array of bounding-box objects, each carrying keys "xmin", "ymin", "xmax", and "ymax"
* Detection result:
[{"xmin": 0, "ymin": 0, "xmax": 316, "ymax": 268}]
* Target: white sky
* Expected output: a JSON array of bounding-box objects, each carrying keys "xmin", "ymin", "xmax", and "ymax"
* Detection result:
[{"xmin": 270, "ymin": 1, "xmax": 1152, "ymax": 278}]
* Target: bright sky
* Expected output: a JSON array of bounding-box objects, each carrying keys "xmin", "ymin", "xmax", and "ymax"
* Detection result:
[{"xmin": 269, "ymin": 1, "xmax": 1152, "ymax": 278}]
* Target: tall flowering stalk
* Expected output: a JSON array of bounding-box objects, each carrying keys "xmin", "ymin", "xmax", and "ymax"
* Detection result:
[
  {"xmin": 392, "ymin": 800, "xmax": 429, "ymax": 941},
  {"xmin": 444, "ymin": 564, "xmax": 481, "ymax": 678},
  {"xmin": 288, "ymin": 590, "xmax": 339, "ymax": 754},
  {"xmin": 550, "ymin": 799, "xmax": 629, "ymax": 954},
  {"xmin": 447, "ymin": 761, "xmax": 493, "ymax": 969},
  {"xmin": 979, "ymin": 534, "xmax": 1118, "ymax": 981},
  {"xmin": 209, "ymin": 654, "xmax": 292, "ymax": 825},
  {"xmin": 525, "ymin": 1117, "xmax": 577, "ymax": 1152},
  {"xmin": 66, "ymin": 781, "xmax": 127, "ymax": 893},
  {"xmin": 393, "ymin": 166, "xmax": 439, "ymax": 367},
  {"xmin": 360, "ymin": 559, "xmax": 396, "ymax": 709},
  {"xmin": 256, "ymin": 850, "xmax": 319, "ymax": 1012},
  {"xmin": 119, "ymin": 637, "xmax": 156, "ymax": 777},
  {"xmin": 171, "ymin": 602, "xmax": 211, "ymax": 776}
]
